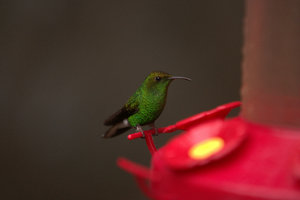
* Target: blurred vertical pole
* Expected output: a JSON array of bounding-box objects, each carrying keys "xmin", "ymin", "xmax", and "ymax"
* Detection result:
[{"xmin": 241, "ymin": 0, "xmax": 300, "ymax": 128}]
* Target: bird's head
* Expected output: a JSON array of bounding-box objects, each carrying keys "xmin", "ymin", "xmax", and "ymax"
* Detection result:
[{"xmin": 143, "ymin": 71, "xmax": 191, "ymax": 92}]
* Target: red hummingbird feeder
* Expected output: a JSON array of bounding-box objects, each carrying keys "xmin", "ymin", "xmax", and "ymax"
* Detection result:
[
  {"xmin": 118, "ymin": 102, "xmax": 300, "ymax": 200},
  {"xmin": 117, "ymin": 1, "xmax": 300, "ymax": 199}
]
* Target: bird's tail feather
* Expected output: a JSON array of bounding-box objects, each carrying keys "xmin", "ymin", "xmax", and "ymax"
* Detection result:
[{"xmin": 102, "ymin": 121, "xmax": 131, "ymax": 138}]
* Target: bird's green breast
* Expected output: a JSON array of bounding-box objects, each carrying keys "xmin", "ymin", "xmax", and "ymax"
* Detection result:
[{"xmin": 127, "ymin": 87, "xmax": 168, "ymax": 127}]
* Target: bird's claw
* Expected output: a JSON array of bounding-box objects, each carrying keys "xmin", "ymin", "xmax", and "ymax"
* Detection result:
[
  {"xmin": 136, "ymin": 125, "xmax": 145, "ymax": 139},
  {"xmin": 140, "ymin": 132, "xmax": 145, "ymax": 139}
]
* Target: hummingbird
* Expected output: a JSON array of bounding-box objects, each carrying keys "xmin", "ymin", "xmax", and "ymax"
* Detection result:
[{"xmin": 103, "ymin": 71, "xmax": 191, "ymax": 138}]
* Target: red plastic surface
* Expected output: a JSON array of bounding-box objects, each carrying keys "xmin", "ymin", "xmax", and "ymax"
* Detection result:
[
  {"xmin": 118, "ymin": 102, "xmax": 300, "ymax": 200},
  {"xmin": 151, "ymin": 118, "xmax": 300, "ymax": 200},
  {"xmin": 162, "ymin": 119, "xmax": 247, "ymax": 170}
]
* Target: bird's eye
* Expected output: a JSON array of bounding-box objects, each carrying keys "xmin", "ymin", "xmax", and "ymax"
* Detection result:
[{"xmin": 155, "ymin": 76, "xmax": 161, "ymax": 81}]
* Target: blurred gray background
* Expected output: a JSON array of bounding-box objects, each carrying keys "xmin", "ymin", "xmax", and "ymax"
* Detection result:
[{"xmin": 1, "ymin": 1, "xmax": 243, "ymax": 199}]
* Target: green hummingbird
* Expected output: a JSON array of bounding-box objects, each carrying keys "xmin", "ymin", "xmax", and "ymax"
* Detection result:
[{"xmin": 103, "ymin": 71, "xmax": 191, "ymax": 138}]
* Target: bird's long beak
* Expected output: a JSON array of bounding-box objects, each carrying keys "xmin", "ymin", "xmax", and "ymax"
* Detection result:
[{"xmin": 168, "ymin": 76, "xmax": 192, "ymax": 81}]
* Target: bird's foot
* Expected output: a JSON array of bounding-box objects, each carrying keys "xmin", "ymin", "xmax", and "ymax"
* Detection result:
[
  {"xmin": 149, "ymin": 123, "xmax": 159, "ymax": 136},
  {"xmin": 136, "ymin": 125, "xmax": 145, "ymax": 139}
]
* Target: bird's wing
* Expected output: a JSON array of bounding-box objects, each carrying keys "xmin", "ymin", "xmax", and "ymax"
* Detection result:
[
  {"xmin": 103, "ymin": 123, "xmax": 132, "ymax": 138},
  {"xmin": 104, "ymin": 94, "xmax": 139, "ymax": 126},
  {"xmin": 104, "ymin": 107, "xmax": 131, "ymax": 126}
]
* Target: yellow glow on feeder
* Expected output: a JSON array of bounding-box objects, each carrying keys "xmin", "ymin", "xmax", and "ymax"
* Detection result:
[{"xmin": 189, "ymin": 137, "xmax": 224, "ymax": 160}]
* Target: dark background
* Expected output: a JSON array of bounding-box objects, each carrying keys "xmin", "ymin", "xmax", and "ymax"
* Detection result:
[{"xmin": 1, "ymin": 1, "xmax": 243, "ymax": 199}]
